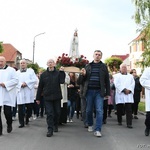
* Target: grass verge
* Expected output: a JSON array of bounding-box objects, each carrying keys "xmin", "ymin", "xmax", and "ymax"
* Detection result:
[{"xmin": 138, "ymin": 102, "xmax": 145, "ymax": 112}]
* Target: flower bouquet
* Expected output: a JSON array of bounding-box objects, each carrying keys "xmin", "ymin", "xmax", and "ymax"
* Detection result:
[{"xmin": 56, "ymin": 53, "xmax": 89, "ymax": 72}]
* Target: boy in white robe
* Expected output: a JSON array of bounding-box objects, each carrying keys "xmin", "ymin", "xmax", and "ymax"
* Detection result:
[
  {"xmin": 0, "ymin": 56, "xmax": 18, "ymax": 135},
  {"xmin": 16, "ymin": 59, "xmax": 37, "ymax": 128},
  {"xmin": 140, "ymin": 67, "xmax": 150, "ymax": 136},
  {"xmin": 114, "ymin": 63, "xmax": 135, "ymax": 128}
]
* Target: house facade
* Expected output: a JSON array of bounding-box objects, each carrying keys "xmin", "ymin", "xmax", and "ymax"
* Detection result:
[
  {"xmin": 0, "ymin": 43, "xmax": 22, "ymax": 69},
  {"xmin": 128, "ymin": 34, "xmax": 144, "ymax": 75}
]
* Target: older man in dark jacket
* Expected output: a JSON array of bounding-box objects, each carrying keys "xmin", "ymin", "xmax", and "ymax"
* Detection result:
[
  {"xmin": 78, "ymin": 50, "xmax": 110, "ymax": 137},
  {"xmin": 36, "ymin": 59, "xmax": 65, "ymax": 137}
]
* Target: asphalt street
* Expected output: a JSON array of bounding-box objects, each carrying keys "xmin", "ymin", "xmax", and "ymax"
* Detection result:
[{"xmin": 0, "ymin": 112, "xmax": 150, "ymax": 150}]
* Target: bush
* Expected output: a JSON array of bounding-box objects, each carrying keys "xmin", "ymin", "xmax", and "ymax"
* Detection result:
[{"xmin": 138, "ymin": 102, "xmax": 145, "ymax": 112}]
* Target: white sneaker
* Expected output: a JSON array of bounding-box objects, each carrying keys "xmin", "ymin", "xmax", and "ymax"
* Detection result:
[
  {"xmin": 12, "ymin": 117, "xmax": 16, "ymax": 121},
  {"xmin": 88, "ymin": 126, "xmax": 93, "ymax": 132},
  {"xmin": 94, "ymin": 131, "xmax": 102, "ymax": 137},
  {"xmin": 33, "ymin": 115, "xmax": 37, "ymax": 120},
  {"xmin": 70, "ymin": 119, "xmax": 73, "ymax": 123},
  {"xmin": 67, "ymin": 119, "xmax": 70, "ymax": 123}
]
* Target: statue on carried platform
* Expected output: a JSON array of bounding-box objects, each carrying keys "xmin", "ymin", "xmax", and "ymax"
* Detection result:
[{"xmin": 69, "ymin": 29, "xmax": 79, "ymax": 62}]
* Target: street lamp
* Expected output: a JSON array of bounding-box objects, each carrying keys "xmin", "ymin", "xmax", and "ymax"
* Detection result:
[{"xmin": 33, "ymin": 32, "xmax": 45, "ymax": 63}]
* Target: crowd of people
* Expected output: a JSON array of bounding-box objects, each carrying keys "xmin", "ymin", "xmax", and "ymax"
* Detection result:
[{"xmin": 0, "ymin": 49, "xmax": 149, "ymax": 138}]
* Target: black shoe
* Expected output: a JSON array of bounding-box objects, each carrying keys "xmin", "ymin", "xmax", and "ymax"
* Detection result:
[
  {"xmin": 134, "ymin": 116, "xmax": 138, "ymax": 119},
  {"xmin": 47, "ymin": 131, "xmax": 53, "ymax": 137},
  {"xmin": 84, "ymin": 124, "xmax": 88, "ymax": 128},
  {"xmin": 18, "ymin": 125, "xmax": 24, "ymax": 128},
  {"xmin": 54, "ymin": 126, "xmax": 58, "ymax": 132},
  {"xmin": 127, "ymin": 125, "xmax": 133, "ymax": 128},
  {"xmin": 7, "ymin": 125, "xmax": 12, "ymax": 133},
  {"xmin": 103, "ymin": 120, "xmax": 107, "ymax": 124},
  {"xmin": 145, "ymin": 128, "xmax": 150, "ymax": 136},
  {"xmin": 26, "ymin": 119, "xmax": 29, "ymax": 125}
]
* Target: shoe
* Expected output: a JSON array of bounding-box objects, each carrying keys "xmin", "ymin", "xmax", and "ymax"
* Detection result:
[
  {"xmin": 26, "ymin": 118, "xmax": 29, "ymax": 125},
  {"xmin": 0, "ymin": 129, "xmax": 2, "ymax": 136},
  {"xmin": 84, "ymin": 124, "xmax": 88, "ymax": 128},
  {"xmin": 54, "ymin": 126, "xmax": 58, "ymax": 132},
  {"xmin": 108, "ymin": 114, "xmax": 112, "ymax": 118},
  {"xmin": 18, "ymin": 125, "xmax": 24, "ymax": 128},
  {"xmin": 94, "ymin": 131, "xmax": 102, "ymax": 137},
  {"xmin": 47, "ymin": 131, "xmax": 53, "ymax": 137},
  {"xmin": 7, "ymin": 125, "xmax": 12, "ymax": 133},
  {"xmin": 12, "ymin": 117, "xmax": 16, "ymax": 121},
  {"xmin": 88, "ymin": 126, "xmax": 93, "ymax": 132},
  {"xmin": 70, "ymin": 119, "xmax": 73, "ymax": 123},
  {"xmin": 103, "ymin": 120, "xmax": 106, "ymax": 124},
  {"xmin": 134, "ymin": 115, "xmax": 138, "ymax": 119},
  {"xmin": 127, "ymin": 125, "xmax": 133, "ymax": 128},
  {"xmin": 145, "ymin": 128, "xmax": 150, "ymax": 136},
  {"xmin": 118, "ymin": 122, "xmax": 122, "ymax": 125},
  {"xmin": 67, "ymin": 119, "xmax": 70, "ymax": 123},
  {"xmin": 33, "ymin": 115, "xmax": 37, "ymax": 120}
]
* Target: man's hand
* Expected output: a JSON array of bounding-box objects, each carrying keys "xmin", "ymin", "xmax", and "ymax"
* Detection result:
[
  {"xmin": 21, "ymin": 82, "xmax": 27, "ymax": 88},
  {"xmin": 124, "ymin": 89, "xmax": 131, "ymax": 95},
  {"xmin": 0, "ymin": 83, "xmax": 5, "ymax": 88},
  {"xmin": 59, "ymin": 66, "xmax": 64, "ymax": 71},
  {"xmin": 81, "ymin": 68, "xmax": 86, "ymax": 76},
  {"xmin": 36, "ymin": 100, "xmax": 40, "ymax": 105}
]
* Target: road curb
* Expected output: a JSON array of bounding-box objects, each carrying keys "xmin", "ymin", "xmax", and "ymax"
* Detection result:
[{"xmin": 138, "ymin": 111, "xmax": 146, "ymax": 116}]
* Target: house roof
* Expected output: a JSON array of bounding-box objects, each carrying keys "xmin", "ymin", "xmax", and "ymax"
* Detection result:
[
  {"xmin": 128, "ymin": 32, "xmax": 145, "ymax": 45},
  {"xmin": 0, "ymin": 43, "xmax": 21, "ymax": 62},
  {"xmin": 111, "ymin": 54, "xmax": 129, "ymax": 61}
]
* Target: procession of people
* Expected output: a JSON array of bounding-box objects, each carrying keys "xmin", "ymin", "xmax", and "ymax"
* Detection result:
[{"xmin": 0, "ymin": 30, "xmax": 149, "ymax": 138}]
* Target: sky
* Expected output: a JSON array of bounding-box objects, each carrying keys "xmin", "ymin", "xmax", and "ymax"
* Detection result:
[{"xmin": 0, "ymin": 0, "xmax": 138, "ymax": 68}]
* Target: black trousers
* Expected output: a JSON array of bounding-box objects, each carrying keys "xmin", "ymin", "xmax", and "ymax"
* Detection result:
[
  {"xmin": 117, "ymin": 103, "xmax": 132, "ymax": 125},
  {"xmin": 145, "ymin": 111, "xmax": 150, "ymax": 129},
  {"xmin": 45, "ymin": 100, "xmax": 61, "ymax": 132},
  {"xmin": 59, "ymin": 102, "xmax": 67, "ymax": 124},
  {"xmin": 103, "ymin": 99, "xmax": 108, "ymax": 122},
  {"xmin": 0, "ymin": 105, "xmax": 12, "ymax": 133},
  {"xmin": 18, "ymin": 103, "xmax": 32, "ymax": 126},
  {"xmin": 81, "ymin": 97, "xmax": 87, "ymax": 125},
  {"xmin": 132, "ymin": 102, "xmax": 139, "ymax": 115}
]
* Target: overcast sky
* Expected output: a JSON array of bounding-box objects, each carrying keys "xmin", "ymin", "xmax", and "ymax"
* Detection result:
[{"xmin": 0, "ymin": 0, "xmax": 138, "ymax": 68}]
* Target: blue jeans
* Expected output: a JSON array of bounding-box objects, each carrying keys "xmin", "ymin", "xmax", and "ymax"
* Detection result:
[
  {"xmin": 67, "ymin": 100, "xmax": 75, "ymax": 119},
  {"xmin": 86, "ymin": 89, "xmax": 104, "ymax": 131}
]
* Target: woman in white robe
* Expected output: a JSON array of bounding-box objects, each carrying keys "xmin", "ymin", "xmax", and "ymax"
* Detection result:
[{"xmin": 140, "ymin": 67, "xmax": 150, "ymax": 136}]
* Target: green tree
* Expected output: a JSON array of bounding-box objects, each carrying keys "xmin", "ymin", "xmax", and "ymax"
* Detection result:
[
  {"xmin": 27, "ymin": 63, "xmax": 39, "ymax": 74},
  {"xmin": 104, "ymin": 57, "xmax": 122, "ymax": 72},
  {"xmin": 0, "ymin": 42, "xmax": 4, "ymax": 53},
  {"xmin": 132, "ymin": 0, "xmax": 150, "ymax": 68},
  {"xmin": 132, "ymin": 0, "xmax": 150, "ymax": 24}
]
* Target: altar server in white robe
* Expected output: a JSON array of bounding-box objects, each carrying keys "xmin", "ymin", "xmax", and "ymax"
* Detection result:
[
  {"xmin": 140, "ymin": 67, "xmax": 150, "ymax": 136},
  {"xmin": 16, "ymin": 59, "xmax": 37, "ymax": 128},
  {"xmin": 59, "ymin": 72, "xmax": 70, "ymax": 124},
  {"xmin": 114, "ymin": 63, "xmax": 135, "ymax": 128},
  {"xmin": 0, "ymin": 56, "xmax": 18, "ymax": 135}
]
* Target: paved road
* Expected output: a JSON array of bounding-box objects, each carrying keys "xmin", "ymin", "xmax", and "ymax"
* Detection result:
[{"xmin": 0, "ymin": 112, "xmax": 150, "ymax": 150}]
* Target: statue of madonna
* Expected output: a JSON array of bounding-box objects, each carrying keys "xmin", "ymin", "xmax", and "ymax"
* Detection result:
[{"xmin": 69, "ymin": 29, "xmax": 79, "ymax": 62}]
